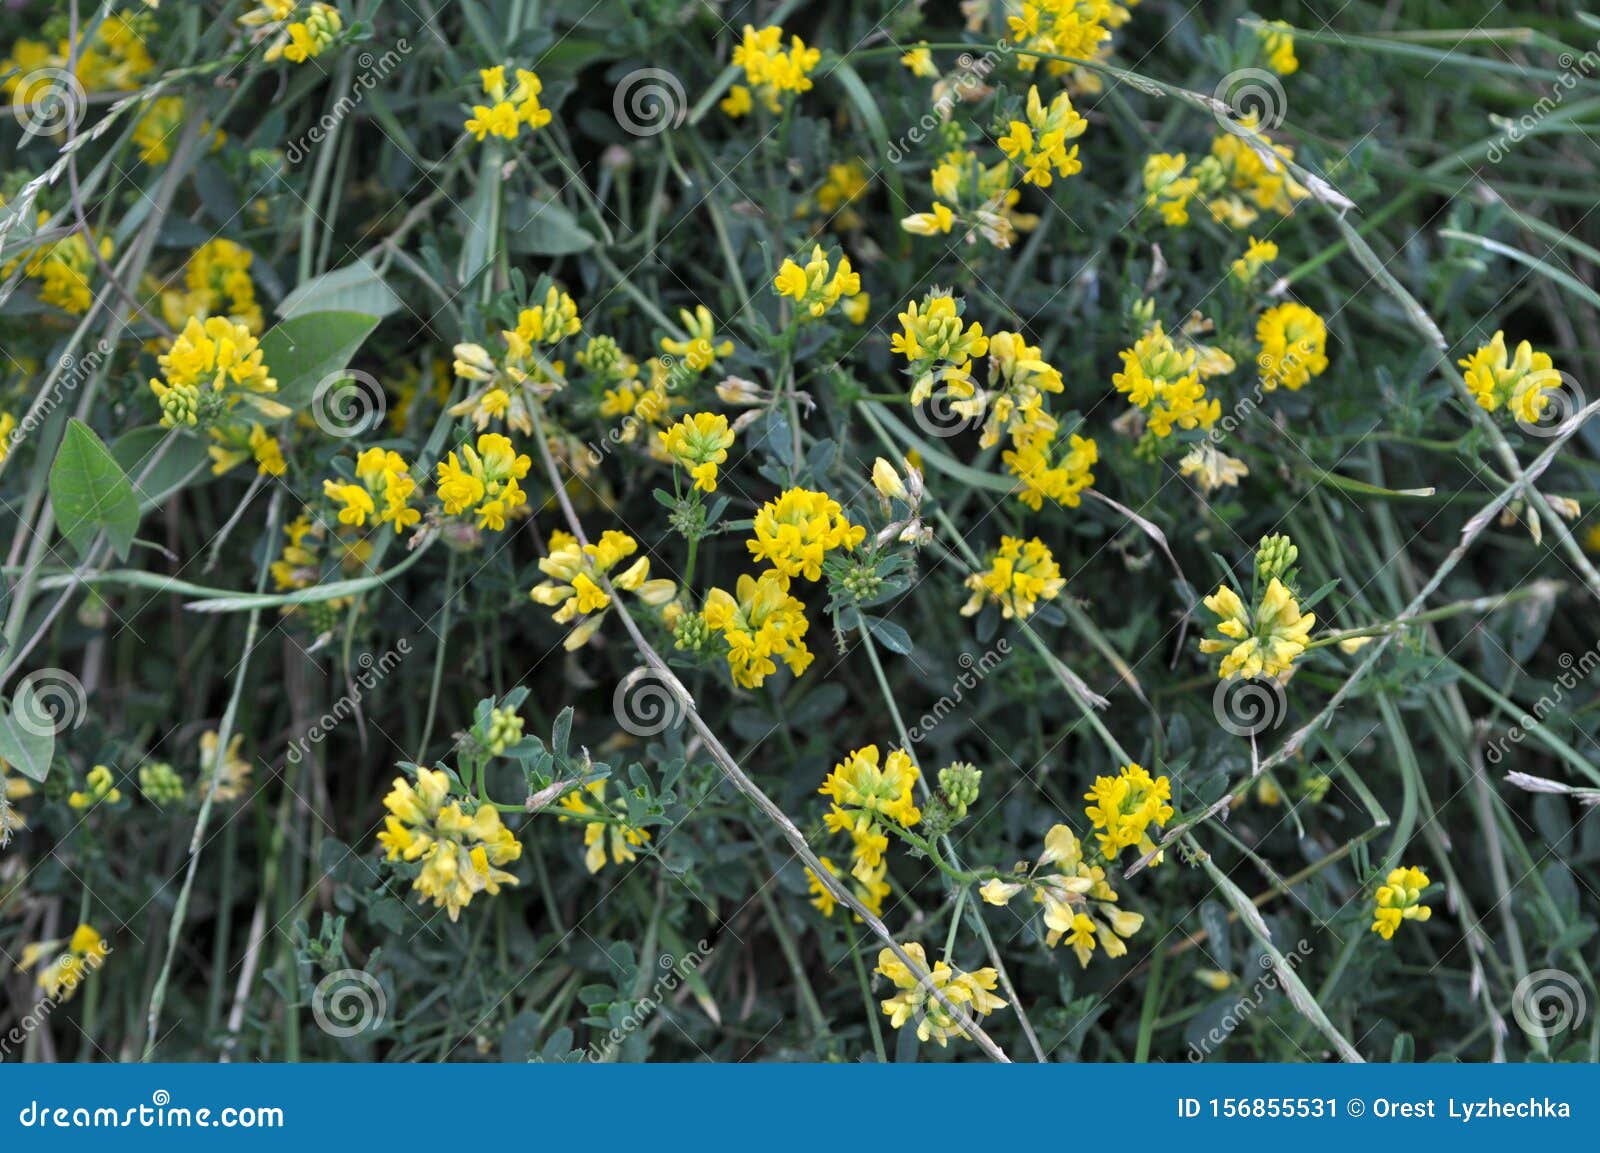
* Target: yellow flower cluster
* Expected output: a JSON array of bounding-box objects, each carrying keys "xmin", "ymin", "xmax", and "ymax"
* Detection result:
[
  {"xmin": 1231, "ymin": 236, "xmax": 1278, "ymax": 284},
  {"xmin": 201, "ymin": 731, "xmax": 253, "ymax": 802},
  {"xmin": 378, "ymin": 768, "xmax": 522, "ymax": 921},
  {"xmin": 1200, "ymin": 578, "xmax": 1315, "ymax": 680},
  {"xmin": 448, "ymin": 286, "xmax": 582, "ymax": 432},
  {"xmin": 158, "ymin": 239, "xmax": 263, "ymax": 335},
  {"xmin": 701, "ymin": 571, "xmax": 813, "ymax": 688},
  {"xmin": 596, "ymin": 356, "xmax": 685, "ymax": 443},
  {"xmin": 243, "ymin": 2, "xmax": 343, "ymax": 64},
  {"xmin": 659, "ymin": 305, "xmax": 734, "ymax": 374},
  {"xmin": 1458, "ymin": 331, "xmax": 1560, "ymax": 425},
  {"xmin": 876, "ymin": 942, "xmax": 1007, "ymax": 1046},
  {"xmin": 1009, "ymin": 0, "xmax": 1137, "ymax": 90},
  {"xmin": 464, "ymin": 65, "xmax": 553, "ymax": 141},
  {"xmin": 747, "ymin": 487, "xmax": 865, "ymax": 582},
  {"xmin": 902, "ymin": 150, "xmax": 1038, "ymax": 249},
  {"xmin": 4, "ymin": 216, "xmax": 113, "ymax": 314},
  {"xmin": 1141, "ymin": 153, "xmax": 1199, "ymax": 226},
  {"xmin": 1256, "ymin": 302, "xmax": 1330, "ymax": 391},
  {"xmin": 1003, "ymin": 429, "xmax": 1098, "ymax": 511},
  {"xmin": 818, "ymin": 744, "xmax": 920, "ymax": 915},
  {"xmin": 324, "ymin": 447, "xmax": 421, "ymax": 535},
  {"xmin": 149, "ymin": 316, "xmax": 287, "ymax": 431},
  {"xmin": 804, "ymin": 855, "xmax": 890, "ymax": 920},
  {"xmin": 531, "ymin": 529, "xmax": 676, "ymax": 650},
  {"xmin": 1113, "ymin": 322, "xmax": 1221, "ymax": 437},
  {"xmin": 960, "ymin": 535, "xmax": 1066, "ymax": 621},
  {"xmin": 1257, "ymin": 20, "xmax": 1299, "ymax": 75},
  {"xmin": 435, "ymin": 433, "xmax": 532, "ymax": 532},
  {"xmin": 1, "ymin": 12, "xmax": 152, "ymax": 105},
  {"xmin": 802, "ymin": 160, "xmax": 871, "ymax": 231},
  {"xmin": 133, "ymin": 97, "xmax": 224, "ymax": 165},
  {"xmin": 1179, "ymin": 443, "xmax": 1249, "ymax": 493},
  {"xmin": 773, "ymin": 244, "xmax": 862, "ymax": 319},
  {"xmin": 68, "ymin": 763, "xmax": 122, "ymax": 810},
  {"xmin": 1084, "ymin": 763, "xmax": 1174, "ymax": 862},
  {"xmin": 726, "ymin": 24, "xmax": 821, "ymax": 115},
  {"xmin": 557, "ymin": 779, "xmax": 653, "ymax": 873},
  {"xmin": 16, "ymin": 924, "xmax": 110, "ymax": 1002},
  {"xmin": 270, "ymin": 509, "xmax": 374, "ymax": 599},
  {"xmin": 997, "ymin": 85, "xmax": 1087, "ymax": 187},
  {"xmin": 659, "ymin": 412, "xmax": 735, "ymax": 493},
  {"xmin": 980, "ymin": 823, "xmax": 1145, "ymax": 968},
  {"xmin": 1371, "ymin": 865, "xmax": 1433, "ymax": 940},
  {"xmin": 894, "ymin": 294, "xmax": 989, "ymax": 400},
  {"xmin": 1206, "ymin": 118, "xmax": 1308, "ymax": 227}
]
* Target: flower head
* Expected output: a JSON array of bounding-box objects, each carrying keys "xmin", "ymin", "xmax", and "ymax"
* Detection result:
[
  {"xmin": 557, "ymin": 779, "xmax": 652, "ymax": 873},
  {"xmin": 875, "ymin": 942, "xmax": 1007, "ymax": 1046},
  {"xmin": 659, "ymin": 412, "xmax": 736, "ymax": 493},
  {"xmin": 961, "ymin": 535, "xmax": 1065, "ymax": 621},
  {"xmin": 1458, "ymin": 331, "xmax": 1560, "ymax": 425},
  {"xmin": 1371, "ymin": 865, "xmax": 1433, "ymax": 939},
  {"xmin": 1256, "ymin": 303, "xmax": 1329, "ymax": 391},
  {"xmin": 1199, "ymin": 578, "xmax": 1315, "ymax": 680},
  {"xmin": 530, "ymin": 529, "xmax": 675, "ymax": 650},
  {"xmin": 773, "ymin": 245, "xmax": 860, "ymax": 319},
  {"xmin": 465, "ymin": 65, "xmax": 553, "ymax": 140},
  {"xmin": 659, "ymin": 305, "xmax": 734, "ymax": 374},
  {"xmin": 747, "ymin": 487, "xmax": 865, "ymax": 582},
  {"xmin": 378, "ymin": 767, "xmax": 522, "ymax": 920},
  {"xmin": 435, "ymin": 433, "xmax": 532, "ymax": 532},
  {"xmin": 701, "ymin": 571, "xmax": 812, "ymax": 688}
]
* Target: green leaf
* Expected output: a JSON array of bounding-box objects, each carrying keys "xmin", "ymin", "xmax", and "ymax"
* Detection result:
[
  {"xmin": 259, "ymin": 311, "xmax": 380, "ymax": 411},
  {"xmin": 0, "ymin": 698, "xmax": 54, "ymax": 783},
  {"xmin": 506, "ymin": 196, "xmax": 597, "ymax": 256},
  {"xmin": 111, "ymin": 426, "xmax": 214, "ymax": 510},
  {"xmin": 49, "ymin": 419, "xmax": 141, "ymax": 561},
  {"xmin": 865, "ymin": 615, "xmax": 914, "ymax": 656},
  {"xmin": 277, "ymin": 258, "xmax": 401, "ymax": 319}
]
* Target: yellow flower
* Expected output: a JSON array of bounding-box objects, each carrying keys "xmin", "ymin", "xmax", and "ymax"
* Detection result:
[
  {"xmin": 134, "ymin": 96, "xmax": 222, "ymax": 164},
  {"xmin": 893, "ymin": 294, "xmax": 989, "ymax": 401},
  {"xmin": 0, "ymin": 412, "xmax": 15, "ymax": 466},
  {"xmin": 701, "ymin": 571, "xmax": 812, "ymax": 688},
  {"xmin": 200, "ymin": 730, "xmax": 252, "ymax": 802},
  {"xmin": 747, "ymin": 487, "xmax": 865, "ymax": 582},
  {"xmin": 1114, "ymin": 322, "xmax": 1219, "ymax": 436},
  {"xmin": 731, "ymin": 24, "xmax": 820, "ymax": 112},
  {"xmin": 875, "ymin": 941, "xmax": 1007, "ymax": 1046},
  {"xmin": 1257, "ymin": 20, "xmax": 1298, "ymax": 75},
  {"xmin": 961, "ymin": 535, "xmax": 1065, "ymax": 621},
  {"xmin": 149, "ymin": 316, "xmax": 286, "ymax": 428},
  {"xmin": 282, "ymin": 3, "xmax": 342, "ymax": 62},
  {"xmin": 3, "ymin": 216, "xmax": 114, "ymax": 314},
  {"xmin": 1141, "ymin": 152, "xmax": 1199, "ymax": 226},
  {"xmin": 1030, "ymin": 825, "xmax": 1143, "ymax": 968},
  {"xmin": 323, "ymin": 447, "xmax": 420, "ymax": 534},
  {"xmin": 996, "ymin": 85, "xmax": 1087, "ymax": 188},
  {"xmin": 820, "ymin": 744, "xmax": 922, "ymax": 828},
  {"xmin": 16, "ymin": 924, "xmax": 110, "ymax": 1002},
  {"xmin": 1007, "ymin": 0, "xmax": 1117, "ymax": 87},
  {"xmin": 378, "ymin": 767, "xmax": 522, "ymax": 920},
  {"xmin": 659, "ymin": 411, "xmax": 736, "ymax": 493},
  {"xmin": 805, "ymin": 855, "xmax": 890, "ymax": 920},
  {"xmin": 773, "ymin": 244, "xmax": 860, "ymax": 319},
  {"xmin": 1371, "ymin": 865, "xmax": 1433, "ymax": 940},
  {"xmin": 1231, "ymin": 236, "xmax": 1279, "ymax": 284},
  {"xmin": 557, "ymin": 779, "xmax": 651, "ymax": 873},
  {"xmin": 1084, "ymin": 763, "xmax": 1174, "ymax": 863},
  {"xmin": 1206, "ymin": 118, "xmax": 1308, "ymax": 224},
  {"xmin": 1002, "ymin": 428, "xmax": 1097, "ymax": 511},
  {"xmin": 720, "ymin": 83, "xmax": 753, "ymax": 118},
  {"xmin": 159, "ymin": 238, "xmax": 263, "ymax": 335},
  {"xmin": 872, "ymin": 457, "xmax": 909, "ymax": 503},
  {"xmin": 1199, "ymin": 578, "xmax": 1315, "ymax": 680},
  {"xmin": 900, "ymin": 44, "xmax": 938, "ymax": 78},
  {"xmin": 435, "ymin": 433, "xmax": 532, "ymax": 532},
  {"xmin": 659, "ymin": 305, "xmax": 734, "ymax": 374},
  {"xmin": 68, "ymin": 763, "xmax": 123, "ymax": 810},
  {"xmin": 1458, "ymin": 331, "xmax": 1560, "ymax": 425},
  {"xmin": 465, "ymin": 65, "xmax": 552, "ymax": 139},
  {"xmin": 1179, "ymin": 444, "xmax": 1249, "ymax": 493},
  {"xmin": 901, "ymin": 202, "xmax": 955, "ymax": 237},
  {"xmin": 1256, "ymin": 302, "xmax": 1329, "ymax": 391},
  {"xmin": 530, "ymin": 529, "xmax": 675, "ymax": 649}
]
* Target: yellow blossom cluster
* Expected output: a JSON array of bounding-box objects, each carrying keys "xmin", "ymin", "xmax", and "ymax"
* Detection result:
[
  {"xmin": 773, "ymin": 244, "xmax": 862, "ymax": 319},
  {"xmin": 16, "ymin": 924, "xmax": 110, "ymax": 1002},
  {"xmin": 1257, "ymin": 20, "xmax": 1299, "ymax": 76},
  {"xmin": 876, "ymin": 942, "xmax": 1007, "ymax": 1046},
  {"xmin": 659, "ymin": 305, "xmax": 734, "ymax": 374},
  {"xmin": 804, "ymin": 855, "xmax": 890, "ymax": 920},
  {"xmin": 530, "ymin": 529, "xmax": 676, "ymax": 650},
  {"xmin": 464, "ymin": 65, "xmax": 553, "ymax": 141},
  {"xmin": 1008, "ymin": 0, "xmax": 1140, "ymax": 91},
  {"xmin": 701, "ymin": 571, "xmax": 814, "ymax": 688},
  {"xmin": 659, "ymin": 412, "xmax": 736, "ymax": 493},
  {"xmin": 133, "ymin": 96, "xmax": 224, "ymax": 165},
  {"xmin": 378, "ymin": 768, "xmax": 522, "ymax": 921},
  {"xmin": 960, "ymin": 535, "xmax": 1066, "ymax": 621},
  {"xmin": 1458, "ymin": 331, "xmax": 1561, "ymax": 425},
  {"xmin": 902, "ymin": 149, "xmax": 1039, "ymax": 249},
  {"xmin": 1084, "ymin": 763, "xmax": 1174, "ymax": 862},
  {"xmin": 1141, "ymin": 153, "xmax": 1199, "ymax": 226},
  {"xmin": 747, "ymin": 487, "xmax": 866, "ymax": 582},
  {"xmin": 4, "ymin": 216, "xmax": 114, "ymax": 315},
  {"xmin": 557, "ymin": 779, "xmax": 653, "ymax": 873},
  {"xmin": 1200, "ymin": 578, "xmax": 1315, "ymax": 680},
  {"xmin": 270, "ymin": 509, "xmax": 374, "ymax": 601},
  {"xmin": 1140, "ymin": 119, "xmax": 1308, "ymax": 230},
  {"xmin": 1113, "ymin": 322, "xmax": 1221, "ymax": 437},
  {"xmin": 157, "ymin": 239, "xmax": 263, "ymax": 335},
  {"xmin": 725, "ymin": 25, "xmax": 821, "ymax": 116},
  {"xmin": 68, "ymin": 763, "xmax": 122, "ymax": 810},
  {"xmin": 1371, "ymin": 865, "xmax": 1433, "ymax": 940},
  {"xmin": 818, "ymin": 744, "xmax": 920, "ymax": 912},
  {"xmin": 435, "ymin": 432, "xmax": 533, "ymax": 532},
  {"xmin": 1, "ymin": 12, "xmax": 152, "ymax": 107},
  {"xmin": 324, "ymin": 447, "xmax": 421, "ymax": 535},
  {"xmin": 149, "ymin": 316, "xmax": 288, "ymax": 471},
  {"xmin": 243, "ymin": 1, "xmax": 344, "ymax": 64},
  {"xmin": 997, "ymin": 85, "xmax": 1088, "ymax": 187},
  {"xmin": 1231, "ymin": 236, "xmax": 1278, "ymax": 285},
  {"xmin": 1256, "ymin": 302, "xmax": 1330, "ymax": 391}
]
